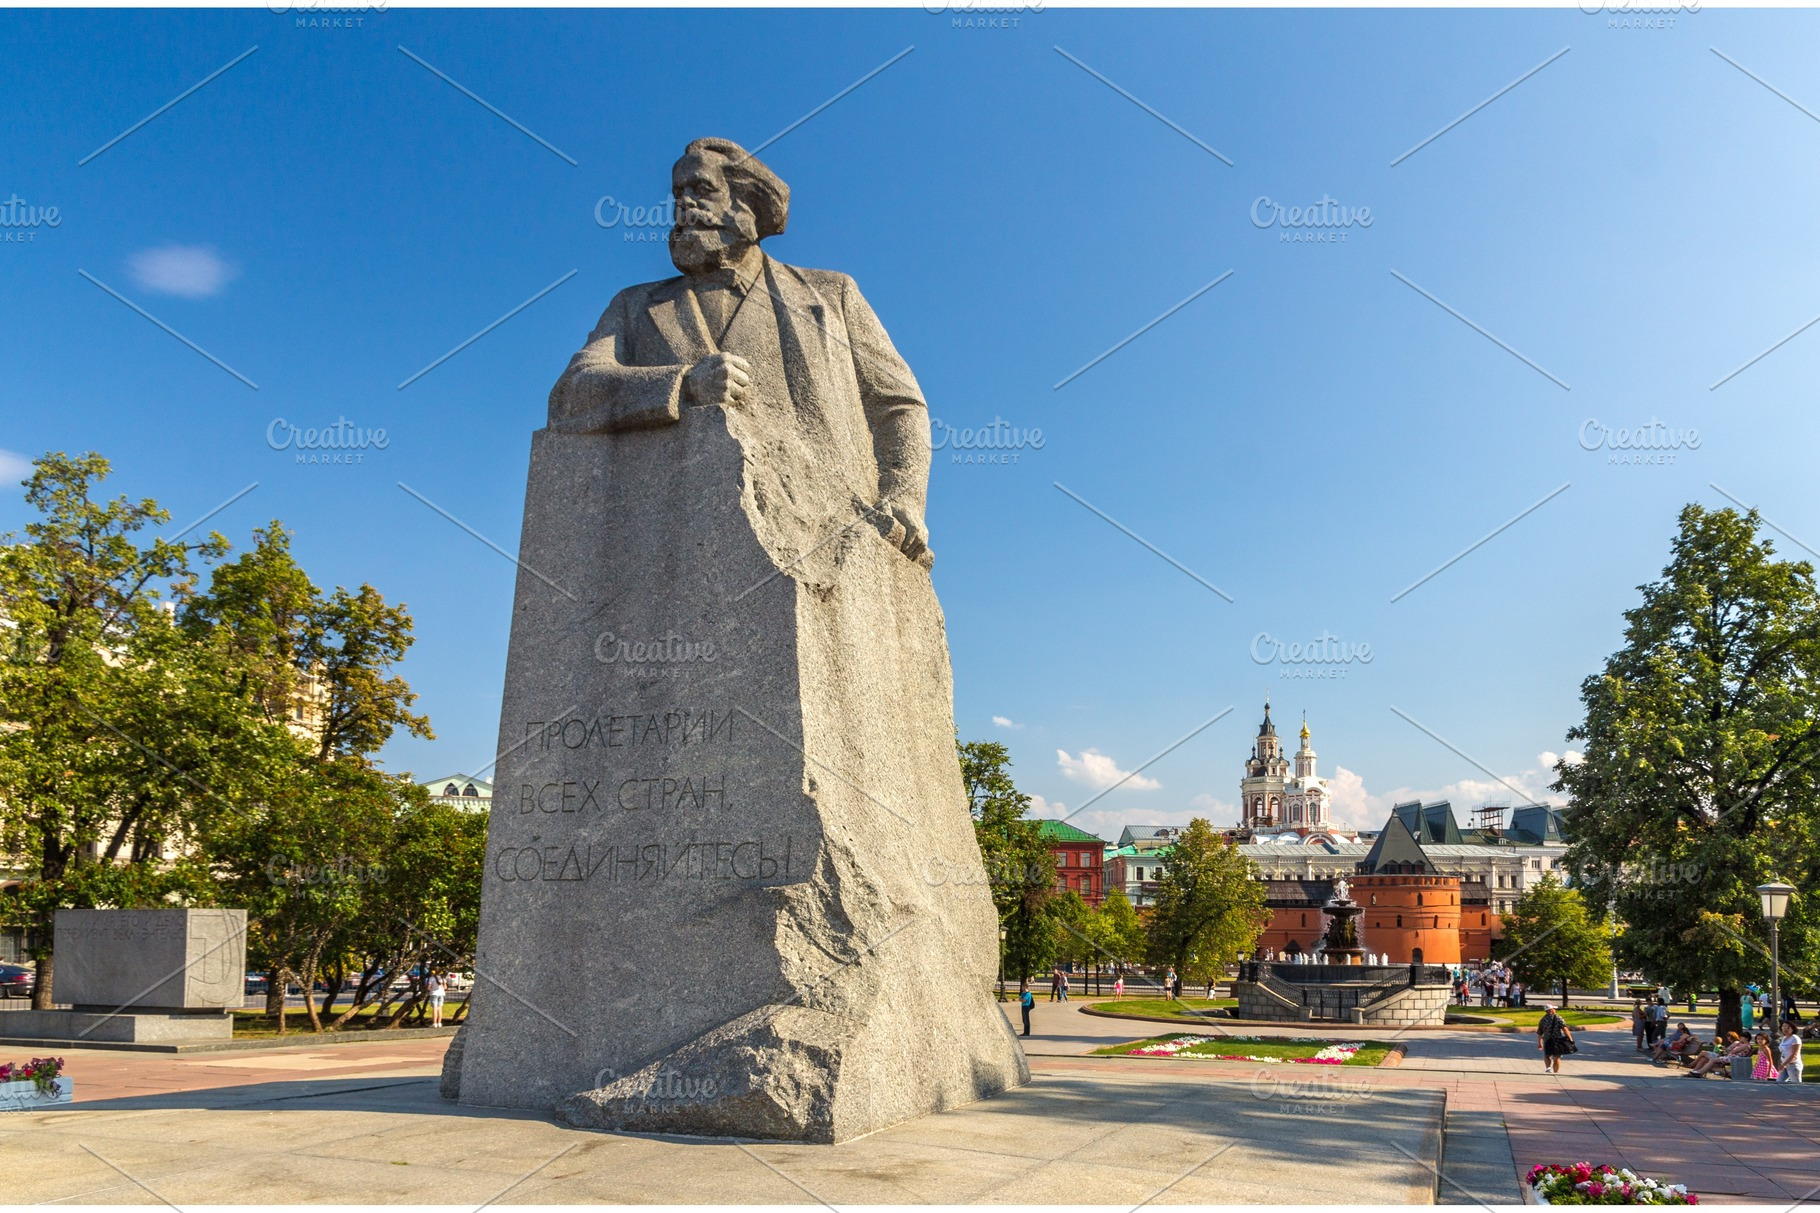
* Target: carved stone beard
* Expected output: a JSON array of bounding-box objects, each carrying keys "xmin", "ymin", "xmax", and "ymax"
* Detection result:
[{"xmin": 669, "ymin": 205, "xmax": 760, "ymax": 277}]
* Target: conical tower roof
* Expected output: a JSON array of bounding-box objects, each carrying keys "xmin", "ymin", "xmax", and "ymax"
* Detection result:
[{"xmin": 1356, "ymin": 814, "xmax": 1432, "ymax": 875}]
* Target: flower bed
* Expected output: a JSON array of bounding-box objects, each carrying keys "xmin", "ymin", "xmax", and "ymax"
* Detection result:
[
  {"xmin": 1526, "ymin": 1163, "xmax": 1696, "ymax": 1205},
  {"xmin": 0, "ymin": 1057, "xmax": 70, "ymax": 1111},
  {"xmin": 1102, "ymin": 1033, "xmax": 1383, "ymax": 1065}
]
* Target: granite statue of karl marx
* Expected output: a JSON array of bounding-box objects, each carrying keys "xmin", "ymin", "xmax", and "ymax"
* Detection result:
[
  {"xmin": 549, "ymin": 136, "xmax": 934, "ymax": 567},
  {"xmin": 453, "ymin": 138, "xmax": 1025, "ymax": 1141}
]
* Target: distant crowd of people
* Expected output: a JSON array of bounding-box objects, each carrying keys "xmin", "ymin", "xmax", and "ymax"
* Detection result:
[
  {"xmin": 1452, "ymin": 963, "xmax": 1526, "ymax": 1008},
  {"xmin": 1634, "ymin": 987, "xmax": 1812, "ymax": 1081}
]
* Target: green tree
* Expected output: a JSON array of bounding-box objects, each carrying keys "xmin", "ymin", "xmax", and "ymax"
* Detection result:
[
  {"xmin": 1093, "ymin": 889, "xmax": 1147, "ymax": 967},
  {"xmin": 1144, "ymin": 819, "xmax": 1270, "ymax": 984},
  {"xmin": 182, "ymin": 524, "xmax": 435, "ymax": 1028},
  {"xmin": 1497, "ymin": 875, "xmax": 1613, "ymax": 1007},
  {"xmin": 1048, "ymin": 890, "xmax": 1090, "ymax": 971},
  {"xmin": 1559, "ymin": 505, "xmax": 1820, "ymax": 1037},
  {"xmin": 0, "ymin": 453, "xmax": 236, "ymax": 1006},
  {"xmin": 957, "ymin": 740, "xmax": 1056, "ymax": 985}
]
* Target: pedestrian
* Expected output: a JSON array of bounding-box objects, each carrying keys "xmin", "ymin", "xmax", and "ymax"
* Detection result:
[
  {"xmin": 1048, "ymin": 968, "xmax": 1062, "ymax": 1003},
  {"xmin": 1164, "ymin": 967, "xmax": 1178, "ymax": 999},
  {"xmin": 1743, "ymin": 990, "xmax": 1756, "ymax": 1032},
  {"xmin": 1172, "ymin": 972, "xmax": 1183, "ymax": 1000},
  {"xmin": 427, "ymin": 971, "xmax": 447, "ymax": 1028},
  {"xmin": 1019, "ymin": 979, "xmax": 1034, "ymax": 1037},
  {"xmin": 1779, "ymin": 1021, "xmax": 1804, "ymax": 1084},
  {"xmin": 1058, "ymin": 971, "xmax": 1070, "ymax": 1002},
  {"xmin": 1631, "ymin": 998, "xmax": 1647, "ymax": 1052},
  {"xmin": 1538, "ymin": 1004, "xmax": 1576, "ymax": 1074},
  {"xmin": 1753, "ymin": 1032, "xmax": 1780, "ymax": 1081},
  {"xmin": 1113, "ymin": 974, "xmax": 1125, "ymax": 998}
]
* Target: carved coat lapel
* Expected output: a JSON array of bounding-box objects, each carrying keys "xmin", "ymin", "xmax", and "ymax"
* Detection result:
[{"xmin": 645, "ymin": 278, "xmax": 717, "ymax": 362}]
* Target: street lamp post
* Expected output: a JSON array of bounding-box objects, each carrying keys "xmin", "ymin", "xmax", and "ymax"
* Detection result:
[
  {"xmin": 1607, "ymin": 890, "xmax": 1619, "ymax": 1002},
  {"xmin": 1757, "ymin": 880, "xmax": 1796, "ymax": 1035}
]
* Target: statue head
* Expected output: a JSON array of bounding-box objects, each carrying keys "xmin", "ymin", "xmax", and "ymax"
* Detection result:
[{"xmin": 669, "ymin": 137, "xmax": 790, "ymax": 277}]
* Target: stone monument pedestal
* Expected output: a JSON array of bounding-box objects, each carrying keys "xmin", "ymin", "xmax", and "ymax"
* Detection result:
[{"xmin": 0, "ymin": 909, "xmax": 246, "ymax": 1047}]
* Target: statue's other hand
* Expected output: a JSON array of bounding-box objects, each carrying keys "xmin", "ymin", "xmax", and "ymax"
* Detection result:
[
  {"xmin": 878, "ymin": 497, "xmax": 933, "ymax": 569},
  {"xmin": 684, "ymin": 352, "xmax": 753, "ymax": 409}
]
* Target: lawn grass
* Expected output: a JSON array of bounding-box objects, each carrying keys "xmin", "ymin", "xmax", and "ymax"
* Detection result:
[
  {"xmin": 1094, "ymin": 1032, "xmax": 1391, "ymax": 1065},
  {"xmin": 229, "ymin": 1005, "xmax": 462, "ymax": 1038},
  {"xmin": 1088, "ymin": 997, "xmax": 1236, "ymax": 1019},
  {"xmin": 1470, "ymin": 1007, "xmax": 1623, "ymax": 1028}
]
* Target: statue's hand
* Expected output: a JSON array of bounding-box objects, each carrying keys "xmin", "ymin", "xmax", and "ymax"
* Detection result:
[
  {"xmin": 684, "ymin": 353, "xmax": 753, "ymax": 409},
  {"xmin": 876, "ymin": 496, "xmax": 933, "ymax": 568}
]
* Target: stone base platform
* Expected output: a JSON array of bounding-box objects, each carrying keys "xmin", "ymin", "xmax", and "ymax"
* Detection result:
[
  {"xmin": 0, "ymin": 1009, "xmax": 233, "ymax": 1045},
  {"xmin": 4, "ymin": 1062, "xmax": 1447, "ymax": 1204}
]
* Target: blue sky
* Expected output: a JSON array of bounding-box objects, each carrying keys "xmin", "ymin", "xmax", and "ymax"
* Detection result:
[{"xmin": 4, "ymin": 5, "xmax": 1819, "ymax": 842}]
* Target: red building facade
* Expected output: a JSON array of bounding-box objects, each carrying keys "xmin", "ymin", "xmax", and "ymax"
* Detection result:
[{"xmin": 1038, "ymin": 820, "xmax": 1107, "ymax": 907}]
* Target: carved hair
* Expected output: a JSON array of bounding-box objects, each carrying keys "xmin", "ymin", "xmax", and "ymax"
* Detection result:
[{"xmin": 681, "ymin": 137, "xmax": 790, "ymax": 239}]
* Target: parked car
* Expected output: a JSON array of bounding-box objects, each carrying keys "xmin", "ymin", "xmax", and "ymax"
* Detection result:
[
  {"xmin": 443, "ymin": 971, "xmax": 474, "ymax": 994},
  {"xmin": 244, "ymin": 972, "xmax": 268, "ymax": 996},
  {"xmin": 0, "ymin": 963, "xmax": 35, "ymax": 999}
]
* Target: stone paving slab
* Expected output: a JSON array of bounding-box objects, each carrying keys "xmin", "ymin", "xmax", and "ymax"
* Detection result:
[
  {"xmin": 0, "ymin": 1018, "xmax": 1449, "ymax": 1208},
  {"xmin": 11, "ymin": 1003, "xmax": 1818, "ymax": 1206},
  {"xmin": 0, "ymin": 1066, "xmax": 1445, "ymax": 1205}
]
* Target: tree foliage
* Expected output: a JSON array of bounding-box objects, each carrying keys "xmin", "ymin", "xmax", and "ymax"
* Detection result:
[
  {"xmin": 1560, "ymin": 505, "xmax": 1820, "ymax": 1034},
  {"xmin": 1498, "ymin": 875, "xmax": 1612, "ymax": 1007},
  {"xmin": 0, "ymin": 453, "xmax": 472, "ymax": 1032},
  {"xmin": 958, "ymin": 739, "xmax": 1058, "ymax": 982},
  {"xmin": 1144, "ymin": 818, "xmax": 1270, "ymax": 982}
]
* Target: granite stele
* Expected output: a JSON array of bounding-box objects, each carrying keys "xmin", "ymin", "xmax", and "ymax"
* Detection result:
[
  {"xmin": 445, "ymin": 138, "xmax": 1029, "ymax": 1142},
  {"xmin": 0, "ymin": 908, "xmax": 245, "ymax": 1045}
]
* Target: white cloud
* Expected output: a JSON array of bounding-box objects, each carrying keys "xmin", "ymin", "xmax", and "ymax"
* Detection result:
[
  {"xmin": 0, "ymin": 448, "xmax": 31, "ymax": 486},
  {"xmin": 1326, "ymin": 760, "xmax": 1564, "ymax": 833},
  {"xmin": 991, "ymin": 715, "xmax": 1022, "ymax": 730},
  {"xmin": 1056, "ymin": 747, "xmax": 1160, "ymax": 792},
  {"xmin": 1028, "ymin": 793, "xmax": 1066, "ymax": 818},
  {"xmin": 1190, "ymin": 792, "xmax": 1239, "ymax": 821},
  {"xmin": 1057, "ymin": 804, "xmax": 1189, "ymax": 847},
  {"xmin": 127, "ymin": 245, "xmax": 236, "ymax": 298}
]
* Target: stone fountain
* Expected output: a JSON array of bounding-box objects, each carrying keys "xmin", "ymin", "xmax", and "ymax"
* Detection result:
[{"xmin": 1319, "ymin": 877, "xmax": 1366, "ymax": 965}]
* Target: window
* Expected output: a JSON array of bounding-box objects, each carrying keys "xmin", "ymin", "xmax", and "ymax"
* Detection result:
[
  {"xmin": 1058, "ymin": 853, "xmax": 1069, "ymax": 868},
  {"xmin": 1135, "ymin": 867, "xmax": 1144, "ymax": 881},
  {"xmin": 1370, "ymin": 894, "xmax": 1378, "ymax": 905},
  {"xmin": 1481, "ymin": 913, "xmax": 1487, "ymax": 926},
  {"xmin": 1300, "ymin": 913, "xmax": 1307, "ymax": 927},
  {"xmin": 444, "ymin": 783, "xmax": 459, "ymax": 796},
  {"xmin": 1397, "ymin": 915, "xmax": 1403, "ymax": 928},
  {"xmin": 463, "ymin": 784, "xmax": 477, "ymax": 797},
  {"xmin": 1417, "ymin": 893, "xmax": 1424, "ymax": 906}
]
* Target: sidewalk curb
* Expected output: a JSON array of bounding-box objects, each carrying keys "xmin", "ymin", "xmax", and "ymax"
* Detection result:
[{"xmin": 0, "ymin": 1025, "xmax": 461, "ymax": 1054}]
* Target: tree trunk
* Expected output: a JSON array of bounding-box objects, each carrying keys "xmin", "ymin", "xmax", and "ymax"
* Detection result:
[
  {"xmin": 301, "ymin": 950, "xmax": 323, "ymax": 1033},
  {"xmin": 1715, "ymin": 988, "xmax": 1743, "ymax": 1040},
  {"xmin": 317, "ymin": 964, "xmax": 344, "ymax": 1022},
  {"xmin": 1561, "ymin": 978, "xmax": 1570, "ymax": 1009},
  {"xmin": 326, "ymin": 965, "xmax": 380, "ymax": 1031},
  {"xmin": 265, "ymin": 967, "xmax": 285, "ymax": 1017},
  {"xmin": 30, "ymin": 953, "xmax": 53, "ymax": 1010}
]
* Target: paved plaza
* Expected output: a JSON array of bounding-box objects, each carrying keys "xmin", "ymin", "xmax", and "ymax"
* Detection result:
[{"xmin": 1, "ymin": 1001, "xmax": 1814, "ymax": 1205}]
